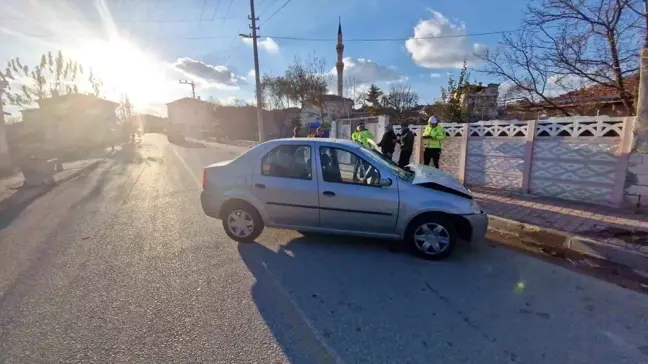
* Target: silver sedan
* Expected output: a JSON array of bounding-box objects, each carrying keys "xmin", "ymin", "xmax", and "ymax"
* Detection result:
[{"xmin": 200, "ymin": 138, "xmax": 488, "ymax": 260}]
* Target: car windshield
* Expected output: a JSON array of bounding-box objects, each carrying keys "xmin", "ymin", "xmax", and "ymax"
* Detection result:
[{"xmin": 358, "ymin": 146, "xmax": 415, "ymax": 182}]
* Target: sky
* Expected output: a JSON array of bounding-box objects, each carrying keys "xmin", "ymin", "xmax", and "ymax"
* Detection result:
[{"xmin": 0, "ymin": 0, "xmax": 530, "ymax": 116}]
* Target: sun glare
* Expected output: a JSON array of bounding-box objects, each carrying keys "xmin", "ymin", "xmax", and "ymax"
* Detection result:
[{"xmin": 76, "ymin": 38, "xmax": 169, "ymax": 108}]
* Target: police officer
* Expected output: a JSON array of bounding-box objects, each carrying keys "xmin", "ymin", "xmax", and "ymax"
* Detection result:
[
  {"xmin": 422, "ymin": 116, "xmax": 446, "ymax": 168},
  {"xmin": 351, "ymin": 123, "xmax": 374, "ymax": 181},
  {"xmin": 351, "ymin": 123, "xmax": 374, "ymax": 148}
]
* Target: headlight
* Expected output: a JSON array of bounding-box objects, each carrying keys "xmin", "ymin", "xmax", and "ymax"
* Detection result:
[{"xmin": 470, "ymin": 199, "xmax": 481, "ymax": 214}]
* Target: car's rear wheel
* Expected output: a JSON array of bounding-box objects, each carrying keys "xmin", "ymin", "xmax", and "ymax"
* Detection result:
[
  {"xmin": 222, "ymin": 202, "xmax": 263, "ymax": 242},
  {"xmin": 406, "ymin": 215, "xmax": 457, "ymax": 260}
]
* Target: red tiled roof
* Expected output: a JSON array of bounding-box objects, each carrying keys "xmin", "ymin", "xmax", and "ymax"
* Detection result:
[{"xmin": 554, "ymin": 74, "xmax": 638, "ymax": 101}]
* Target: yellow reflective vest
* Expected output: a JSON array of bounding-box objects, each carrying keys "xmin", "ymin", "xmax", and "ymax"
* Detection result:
[
  {"xmin": 422, "ymin": 124, "xmax": 446, "ymax": 149},
  {"xmin": 351, "ymin": 130, "xmax": 373, "ymax": 148}
]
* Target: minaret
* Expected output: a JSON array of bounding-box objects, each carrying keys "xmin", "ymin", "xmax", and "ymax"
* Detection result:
[{"xmin": 336, "ymin": 17, "xmax": 344, "ymax": 97}]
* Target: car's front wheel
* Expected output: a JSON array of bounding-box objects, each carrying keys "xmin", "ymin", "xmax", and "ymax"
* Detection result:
[
  {"xmin": 222, "ymin": 202, "xmax": 264, "ymax": 243},
  {"xmin": 406, "ymin": 214, "xmax": 457, "ymax": 260}
]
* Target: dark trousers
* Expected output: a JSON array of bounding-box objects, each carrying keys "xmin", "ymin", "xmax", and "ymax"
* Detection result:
[
  {"xmin": 424, "ymin": 148, "xmax": 442, "ymax": 168},
  {"xmin": 398, "ymin": 149, "xmax": 412, "ymax": 169}
]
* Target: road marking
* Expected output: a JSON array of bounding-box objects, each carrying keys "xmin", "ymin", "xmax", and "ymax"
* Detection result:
[
  {"xmin": 169, "ymin": 141, "xmax": 344, "ymax": 363},
  {"xmin": 169, "ymin": 145, "xmax": 202, "ymax": 189},
  {"xmin": 257, "ymin": 260, "xmax": 346, "ymax": 364}
]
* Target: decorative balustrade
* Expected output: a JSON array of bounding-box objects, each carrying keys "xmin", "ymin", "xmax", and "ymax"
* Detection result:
[{"xmin": 438, "ymin": 116, "xmax": 635, "ymax": 207}]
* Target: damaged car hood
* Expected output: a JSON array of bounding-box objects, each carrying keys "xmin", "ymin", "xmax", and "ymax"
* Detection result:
[{"xmin": 408, "ymin": 164, "xmax": 473, "ymax": 199}]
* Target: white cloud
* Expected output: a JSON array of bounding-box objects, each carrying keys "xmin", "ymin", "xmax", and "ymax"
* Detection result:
[
  {"xmin": 405, "ymin": 10, "xmax": 486, "ymax": 69},
  {"xmin": 242, "ymin": 37, "xmax": 279, "ymax": 54},
  {"xmin": 430, "ymin": 73, "xmax": 442, "ymax": 78},
  {"xmin": 247, "ymin": 69, "xmax": 256, "ymax": 78},
  {"xmin": 172, "ymin": 57, "xmax": 243, "ymax": 88},
  {"xmin": 333, "ymin": 57, "xmax": 405, "ymax": 85}
]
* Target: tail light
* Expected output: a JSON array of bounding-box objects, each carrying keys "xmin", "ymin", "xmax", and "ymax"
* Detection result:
[{"xmin": 202, "ymin": 169, "xmax": 207, "ymax": 189}]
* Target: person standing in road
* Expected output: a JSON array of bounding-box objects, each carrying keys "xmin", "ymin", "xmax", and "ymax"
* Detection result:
[
  {"xmin": 292, "ymin": 126, "xmax": 301, "ymax": 138},
  {"xmin": 398, "ymin": 125, "xmax": 414, "ymax": 169},
  {"xmin": 422, "ymin": 116, "xmax": 446, "ymax": 168},
  {"xmin": 351, "ymin": 123, "xmax": 374, "ymax": 148},
  {"xmin": 351, "ymin": 123, "xmax": 374, "ymax": 180},
  {"xmin": 377, "ymin": 124, "xmax": 397, "ymax": 160}
]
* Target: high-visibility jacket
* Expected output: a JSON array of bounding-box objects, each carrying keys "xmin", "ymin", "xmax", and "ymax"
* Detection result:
[
  {"xmin": 351, "ymin": 130, "xmax": 373, "ymax": 148},
  {"xmin": 422, "ymin": 124, "xmax": 446, "ymax": 149}
]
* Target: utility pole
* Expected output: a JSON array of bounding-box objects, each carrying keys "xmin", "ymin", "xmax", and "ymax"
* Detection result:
[
  {"xmin": 242, "ymin": 0, "xmax": 265, "ymax": 142},
  {"xmin": 179, "ymin": 80, "xmax": 196, "ymax": 99},
  {"xmin": 634, "ymin": 0, "xmax": 648, "ymax": 153},
  {"xmin": 0, "ymin": 80, "xmax": 10, "ymax": 171}
]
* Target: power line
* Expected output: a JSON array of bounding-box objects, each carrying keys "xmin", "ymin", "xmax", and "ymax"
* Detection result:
[
  {"xmin": 260, "ymin": 28, "xmax": 526, "ymax": 42},
  {"xmin": 209, "ymin": 0, "xmax": 223, "ymax": 21},
  {"xmin": 265, "ymin": 0, "xmax": 293, "ymax": 22},
  {"xmin": 199, "ymin": 0, "xmax": 208, "ymax": 21},
  {"xmin": 0, "ymin": 16, "xmax": 240, "ymax": 23},
  {"xmin": 221, "ymin": 0, "xmax": 235, "ymax": 28},
  {"xmin": 0, "ymin": 31, "xmax": 231, "ymax": 40}
]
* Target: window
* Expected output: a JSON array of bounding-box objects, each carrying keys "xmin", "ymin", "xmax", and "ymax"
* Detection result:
[
  {"xmin": 261, "ymin": 145, "xmax": 312, "ymax": 180},
  {"xmin": 319, "ymin": 147, "xmax": 380, "ymax": 186}
]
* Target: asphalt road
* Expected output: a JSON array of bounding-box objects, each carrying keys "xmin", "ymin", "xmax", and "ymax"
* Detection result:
[{"xmin": 0, "ymin": 134, "xmax": 647, "ymax": 364}]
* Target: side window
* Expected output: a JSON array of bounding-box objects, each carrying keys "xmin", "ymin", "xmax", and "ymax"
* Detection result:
[
  {"xmin": 319, "ymin": 147, "xmax": 380, "ymax": 186},
  {"xmin": 261, "ymin": 144, "xmax": 312, "ymax": 180}
]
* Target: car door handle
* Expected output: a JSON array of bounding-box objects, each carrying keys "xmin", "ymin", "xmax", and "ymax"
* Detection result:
[
  {"xmin": 322, "ymin": 191, "xmax": 335, "ymax": 197},
  {"xmin": 254, "ymin": 183, "xmax": 266, "ymax": 189}
]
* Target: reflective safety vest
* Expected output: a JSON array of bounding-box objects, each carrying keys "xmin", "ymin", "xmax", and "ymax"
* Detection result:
[
  {"xmin": 352, "ymin": 130, "xmax": 373, "ymax": 148},
  {"xmin": 422, "ymin": 124, "xmax": 446, "ymax": 149}
]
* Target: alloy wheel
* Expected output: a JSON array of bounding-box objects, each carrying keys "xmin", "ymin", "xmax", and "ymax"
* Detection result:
[{"xmin": 413, "ymin": 223, "xmax": 451, "ymax": 255}]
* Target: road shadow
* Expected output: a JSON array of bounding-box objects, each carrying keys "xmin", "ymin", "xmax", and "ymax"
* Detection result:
[
  {"xmin": 237, "ymin": 233, "xmax": 648, "ymax": 363},
  {"xmin": 236, "ymin": 234, "xmax": 492, "ymax": 363},
  {"xmin": 0, "ymin": 185, "xmax": 53, "ymax": 230}
]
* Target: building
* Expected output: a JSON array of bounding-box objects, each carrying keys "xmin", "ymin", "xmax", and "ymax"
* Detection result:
[
  {"xmin": 124, "ymin": 114, "xmax": 169, "ymax": 133},
  {"xmin": 504, "ymin": 75, "xmax": 638, "ymax": 119},
  {"xmin": 166, "ymin": 97, "xmax": 215, "ymax": 138},
  {"xmin": 300, "ymin": 94, "xmax": 354, "ymax": 127},
  {"xmin": 456, "ymin": 83, "xmax": 500, "ymax": 121},
  {"xmin": 19, "ymin": 94, "xmax": 119, "ymax": 149}
]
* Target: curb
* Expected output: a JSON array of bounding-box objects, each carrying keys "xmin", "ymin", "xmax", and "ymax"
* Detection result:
[
  {"xmin": 487, "ymin": 215, "xmax": 648, "ymax": 275},
  {"xmin": 0, "ymin": 159, "xmax": 104, "ymax": 215}
]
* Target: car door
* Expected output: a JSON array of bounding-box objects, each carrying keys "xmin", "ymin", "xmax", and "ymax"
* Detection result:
[
  {"xmin": 317, "ymin": 145, "xmax": 399, "ymax": 234},
  {"xmin": 252, "ymin": 142, "xmax": 320, "ymax": 227}
]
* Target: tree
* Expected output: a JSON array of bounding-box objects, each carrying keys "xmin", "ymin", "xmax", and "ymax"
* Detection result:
[
  {"xmin": 0, "ymin": 51, "xmax": 101, "ymax": 107},
  {"xmin": 381, "ymin": 84, "xmax": 419, "ymax": 123},
  {"xmin": 261, "ymin": 54, "xmax": 331, "ymax": 120},
  {"xmin": 285, "ymin": 55, "xmax": 331, "ymax": 117},
  {"xmin": 437, "ymin": 61, "xmax": 471, "ymax": 122},
  {"xmin": 477, "ymin": 0, "xmax": 641, "ymax": 115},
  {"xmin": 116, "ymin": 94, "xmax": 134, "ymax": 122},
  {"xmin": 343, "ymin": 76, "xmax": 359, "ymax": 101},
  {"xmin": 261, "ymin": 74, "xmax": 292, "ymax": 110},
  {"xmin": 360, "ymin": 84, "xmax": 385, "ymax": 115}
]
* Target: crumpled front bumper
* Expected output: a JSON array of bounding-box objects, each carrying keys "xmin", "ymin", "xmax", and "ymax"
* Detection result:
[{"xmin": 462, "ymin": 211, "xmax": 489, "ymax": 243}]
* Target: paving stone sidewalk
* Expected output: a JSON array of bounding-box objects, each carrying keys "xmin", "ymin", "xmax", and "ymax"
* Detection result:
[{"xmin": 472, "ymin": 186, "xmax": 648, "ymax": 249}]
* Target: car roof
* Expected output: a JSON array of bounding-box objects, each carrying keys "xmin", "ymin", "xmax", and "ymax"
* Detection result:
[{"xmin": 263, "ymin": 138, "xmax": 360, "ymax": 149}]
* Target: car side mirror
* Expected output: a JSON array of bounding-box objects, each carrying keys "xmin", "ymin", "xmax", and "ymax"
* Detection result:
[{"xmin": 379, "ymin": 177, "xmax": 392, "ymax": 187}]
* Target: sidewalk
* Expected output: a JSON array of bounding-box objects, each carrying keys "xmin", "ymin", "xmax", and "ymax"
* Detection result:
[
  {"xmin": 474, "ymin": 186, "xmax": 648, "ymax": 273},
  {"xmin": 0, "ymin": 149, "xmax": 116, "ymax": 214}
]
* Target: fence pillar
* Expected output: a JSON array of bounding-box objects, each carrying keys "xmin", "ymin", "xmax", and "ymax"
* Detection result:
[
  {"xmin": 457, "ymin": 124, "xmax": 469, "ymax": 183},
  {"xmin": 520, "ymin": 119, "xmax": 537, "ymax": 193},
  {"xmin": 611, "ymin": 116, "xmax": 636, "ymax": 206}
]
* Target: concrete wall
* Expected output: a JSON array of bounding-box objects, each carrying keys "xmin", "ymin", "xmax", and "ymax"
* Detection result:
[
  {"xmin": 437, "ymin": 116, "xmax": 637, "ymax": 207},
  {"xmin": 626, "ymin": 152, "xmax": 648, "ymax": 209}
]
